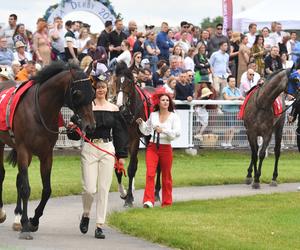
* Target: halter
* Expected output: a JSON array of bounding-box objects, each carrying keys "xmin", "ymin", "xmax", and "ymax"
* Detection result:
[{"xmin": 34, "ymin": 73, "xmax": 94, "ymax": 134}]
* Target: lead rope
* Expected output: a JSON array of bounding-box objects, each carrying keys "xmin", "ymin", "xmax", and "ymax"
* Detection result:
[{"xmin": 74, "ymin": 127, "xmax": 127, "ymax": 176}]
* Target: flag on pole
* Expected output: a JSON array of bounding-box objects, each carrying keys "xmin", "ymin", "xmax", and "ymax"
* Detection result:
[{"xmin": 222, "ymin": 0, "xmax": 233, "ymax": 35}]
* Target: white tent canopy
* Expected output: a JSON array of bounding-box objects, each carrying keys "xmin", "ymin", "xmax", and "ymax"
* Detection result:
[{"xmin": 233, "ymin": 0, "xmax": 300, "ymax": 32}]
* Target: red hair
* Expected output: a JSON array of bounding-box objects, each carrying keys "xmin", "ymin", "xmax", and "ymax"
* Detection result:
[{"xmin": 152, "ymin": 88, "xmax": 175, "ymax": 112}]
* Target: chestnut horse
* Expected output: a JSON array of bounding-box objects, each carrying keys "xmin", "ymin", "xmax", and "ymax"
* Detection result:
[
  {"xmin": 243, "ymin": 68, "xmax": 300, "ymax": 188},
  {"xmin": 0, "ymin": 62, "xmax": 95, "ymax": 239}
]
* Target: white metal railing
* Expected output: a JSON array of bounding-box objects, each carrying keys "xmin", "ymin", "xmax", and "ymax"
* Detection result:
[{"xmin": 56, "ymin": 101, "xmax": 298, "ymax": 149}]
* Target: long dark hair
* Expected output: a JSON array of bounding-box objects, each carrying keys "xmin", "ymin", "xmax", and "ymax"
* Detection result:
[{"xmin": 153, "ymin": 93, "xmax": 175, "ymax": 112}]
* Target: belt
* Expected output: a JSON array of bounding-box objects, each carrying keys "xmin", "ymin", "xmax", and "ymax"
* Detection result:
[{"xmin": 91, "ymin": 138, "xmax": 112, "ymax": 143}]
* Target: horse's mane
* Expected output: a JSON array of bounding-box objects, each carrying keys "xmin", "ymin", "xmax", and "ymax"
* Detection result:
[
  {"xmin": 32, "ymin": 61, "xmax": 82, "ymax": 85},
  {"xmin": 115, "ymin": 61, "xmax": 134, "ymax": 82},
  {"xmin": 265, "ymin": 68, "xmax": 285, "ymax": 81}
]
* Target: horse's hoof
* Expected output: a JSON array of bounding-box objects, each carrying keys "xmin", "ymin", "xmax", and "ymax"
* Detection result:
[
  {"xmin": 270, "ymin": 180, "xmax": 278, "ymax": 187},
  {"xmin": 12, "ymin": 223, "xmax": 22, "ymax": 231},
  {"xmin": 0, "ymin": 210, "xmax": 6, "ymax": 223},
  {"xmin": 245, "ymin": 177, "xmax": 253, "ymax": 185},
  {"xmin": 28, "ymin": 218, "xmax": 39, "ymax": 232},
  {"xmin": 124, "ymin": 200, "xmax": 134, "ymax": 208},
  {"xmin": 252, "ymin": 182, "xmax": 260, "ymax": 189},
  {"xmin": 120, "ymin": 194, "xmax": 127, "ymax": 200},
  {"xmin": 19, "ymin": 231, "xmax": 33, "ymax": 240}
]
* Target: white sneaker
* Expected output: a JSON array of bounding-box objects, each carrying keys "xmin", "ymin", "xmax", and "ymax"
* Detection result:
[
  {"xmin": 143, "ymin": 201, "xmax": 153, "ymax": 208},
  {"xmin": 194, "ymin": 134, "xmax": 203, "ymax": 141}
]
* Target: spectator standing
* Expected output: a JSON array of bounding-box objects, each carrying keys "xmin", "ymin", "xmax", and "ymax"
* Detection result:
[
  {"xmin": 13, "ymin": 41, "xmax": 32, "ymax": 66},
  {"xmin": 1, "ymin": 14, "xmax": 17, "ymax": 51},
  {"xmin": 97, "ymin": 21, "xmax": 113, "ymax": 55},
  {"xmin": 207, "ymin": 23, "xmax": 230, "ymax": 57},
  {"xmin": 156, "ymin": 22, "xmax": 174, "ymax": 62},
  {"xmin": 264, "ymin": 46, "xmax": 282, "ymax": 76},
  {"xmin": 77, "ymin": 27, "xmax": 91, "ymax": 61},
  {"xmin": 144, "ymin": 31, "xmax": 160, "ymax": 73},
  {"xmin": 184, "ymin": 47, "xmax": 195, "ymax": 72},
  {"xmin": 77, "ymin": 75, "xmax": 128, "ymax": 239},
  {"xmin": 152, "ymin": 64, "xmax": 170, "ymax": 88},
  {"xmin": 133, "ymin": 32, "xmax": 145, "ymax": 57},
  {"xmin": 176, "ymin": 31, "xmax": 191, "ymax": 55},
  {"xmin": 12, "ymin": 23, "xmax": 29, "ymax": 51},
  {"xmin": 175, "ymin": 71, "xmax": 193, "ymax": 109},
  {"xmin": 269, "ymin": 22, "xmax": 284, "ymax": 46},
  {"xmin": 129, "ymin": 51, "xmax": 143, "ymax": 73},
  {"xmin": 136, "ymin": 91, "xmax": 181, "ymax": 208},
  {"xmin": 64, "ymin": 21, "xmax": 79, "ymax": 64},
  {"xmin": 250, "ymin": 35, "xmax": 265, "ymax": 76},
  {"xmin": 114, "ymin": 40, "xmax": 131, "ymax": 67},
  {"xmin": 281, "ymin": 52, "xmax": 293, "ymax": 69},
  {"xmin": 169, "ymin": 55, "xmax": 182, "ymax": 77},
  {"xmin": 287, "ymin": 31, "xmax": 299, "ymax": 63},
  {"xmin": 246, "ymin": 23, "xmax": 257, "ymax": 48},
  {"xmin": 174, "ymin": 21, "xmax": 192, "ymax": 44},
  {"xmin": 199, "ymin": 29, "xmax": 210, "ymax": 48},
  {"xmin": 194, "ymin": 43, "xmax": 210, "ymax": 83},
  {"xmin": 278, "ymin": 33, "xmax": 289, "ymax": 56},
  {"xmin": 261, "ymin": 27, "xmax": 272, "ymax": 52},
  {"xmin": 237, "ymin": 35, "xmax": 251, "ymax": 86},
  {"xmin": 221, "ymin": 75, "xmax": 244, "ymax": 148},
  {"xmin": 109, "ymin": 19, "xmax": 127, "ymax": 60},
  {"xmin": 163, "ymin": 76, "xmax": 177, "ymax": 98},
  {"xmin": 49, "ymin": 16, "xmax": 65, "ymax": 61},
  {"xmin": 229, "ymin": 32, "xmax": 240, "ymax": 79},
  {"xmin": 127, "ymin": 28, "xmax": 137, "ymax": 54},
  {"xmin": 0, "ymin": 36, "xmax": 14, "ymax": 66},
  {"xmin": 210, "ymin": 41, "xmax": 231, "ymax": 97}
]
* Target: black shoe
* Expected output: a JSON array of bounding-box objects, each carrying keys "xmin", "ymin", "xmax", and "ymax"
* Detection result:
[
  {"xmin": 79, "ymin": 216, "xmax": 89, "ymax": 234},
  {"xmin": 95, "ymin": 227, "xmax": 105, "ymax": 239}
]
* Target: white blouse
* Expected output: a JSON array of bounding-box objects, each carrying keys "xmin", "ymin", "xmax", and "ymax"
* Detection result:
[{"xmin": 139, "ymin": 111, "xmax": 181, "ymax": 144}]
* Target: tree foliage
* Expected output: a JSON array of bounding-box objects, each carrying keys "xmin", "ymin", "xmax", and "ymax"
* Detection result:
[{"xmin": 200, "ymin": 16, "xmax": 223, "ymax": 29}]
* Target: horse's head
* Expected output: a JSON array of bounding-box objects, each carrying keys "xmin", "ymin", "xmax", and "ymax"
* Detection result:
[{"xmin": 66, "ymin": 69, "xmax": 96, "ymax": 133}]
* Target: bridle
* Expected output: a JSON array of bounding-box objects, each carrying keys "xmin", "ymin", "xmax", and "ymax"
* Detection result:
[{"xmin": 34, "ymin": 73, "xmax": 93, "ymax": 134}]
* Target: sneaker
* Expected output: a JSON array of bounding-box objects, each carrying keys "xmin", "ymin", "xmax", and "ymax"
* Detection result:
[
  {"xmin": 194, "ymin": 134, "xmax": 203, "ymax": 141},
  {"xmin": 217, "ymin": 108, "xmax": 223, "ymax": 115},
  {"xmin": 79, "ymin": 216, "xmax": 89, "ymax": 234},
  {"xmin": 143, "ymin": 201, "xmax": 153, "ymax": 208},
  {"xmin": 95, "ymin": 227, "xmax": 105, "ymax": 239}
]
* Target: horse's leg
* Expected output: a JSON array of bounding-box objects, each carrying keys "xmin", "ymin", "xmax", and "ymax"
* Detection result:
[
  {"xmin": 12, "ymin": 173, "xmax": 23, "ymax": 231},
  {"xmin": 17, "ymin": 149, "xmax": 33, "ymax": 240},
  {"xmin": 155, "ymin": 164, "xmax": 161, "ymax": 202},
  {"xmin": 245, "ymin": 159, "xmax": 253, "ymax": 185},
  {"xmin": 270, "ymin": 123, "xmax": 284, "ymax": 186},
  {"xmin": 115, "ymin": 170, "xmax": 127, "ymax": 199},
  {"xmin": 255, "ymin": 133, "xmax": 272, "ymax": 188},
  {"xmin": 0, "ymin": 143, "xmax": 6, "ymax": 224},
  {"xmin": 247, "ymin": 133, "xmax": 259, "ymax": 189},
  {"xmin": 124, "ymin": 137, "xmax": 139, "ymax": 208},
  {"xmin": 28, "ymin": 154, "xmax": 53, "ymax": 232}
]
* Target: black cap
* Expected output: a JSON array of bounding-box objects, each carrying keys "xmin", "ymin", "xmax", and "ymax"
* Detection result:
[
  {"xmin": 180, "ymin": 21, "xmax": 189, "ymax": 27},
  {"xmin": 105, "ymin": 20, "xmax": 112, "ymax": 27}
]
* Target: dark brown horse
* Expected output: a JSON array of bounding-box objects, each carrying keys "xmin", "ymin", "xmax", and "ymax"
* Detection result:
[
  {"xmin": 0, "ymin": 62, "xmax": 96, "ymax": 239},
  {"xmin": 113, "ymin": 63, "xmax": 160, "ymax": 207},
  {"xmin": 243, "ymin": 68, "xmax": 300, "ymax": 188}
]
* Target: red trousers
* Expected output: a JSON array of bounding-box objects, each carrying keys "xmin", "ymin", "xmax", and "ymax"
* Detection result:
[{"xmin": 143, "ymin": 142, "xmax": 173, "ymax": 206}]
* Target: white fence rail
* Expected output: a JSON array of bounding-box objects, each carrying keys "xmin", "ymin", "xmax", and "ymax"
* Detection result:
[{"xmin": 56, "ymin": 101, "xmax": 298, "ymax": 149}]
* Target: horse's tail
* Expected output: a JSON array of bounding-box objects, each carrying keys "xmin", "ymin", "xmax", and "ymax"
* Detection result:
[{"xmin": 6, "ymin": 149, "xmax": 17, "ymax": 167}]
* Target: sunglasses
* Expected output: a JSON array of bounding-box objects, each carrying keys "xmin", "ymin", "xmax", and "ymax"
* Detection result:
[
  {"xmin": 183, "ymin": 25, "xmax": 189, "ymax": 28},
  {"xmin": 217, "ymin": 27, "xmax": 223, "ymax": 30},
  {"xmin": 249, "ymin": 74, "xmax": 254, "ymax": 76}
]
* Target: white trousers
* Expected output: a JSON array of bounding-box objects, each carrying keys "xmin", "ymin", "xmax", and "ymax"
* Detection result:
[{"xmin": 81, "ymin": 141, "xmax": 115, "ymax": 224}]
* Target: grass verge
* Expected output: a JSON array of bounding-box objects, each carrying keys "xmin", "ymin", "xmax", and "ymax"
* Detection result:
[{"xmin": 108, "ymin": 192, "xmax": 300, "ymax": 250}]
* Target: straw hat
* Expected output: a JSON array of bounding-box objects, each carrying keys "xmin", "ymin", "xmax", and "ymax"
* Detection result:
[
  {"xmin": 201, "ymin": 87, "xmax": 213, "ymax": 98},
  {"xmin": 0, "ymin": 67, "xmax": 10, "ymax": 80},
  {"xmin": 15, "ymin": 41, "xmax": 25, "ymax": 49}
]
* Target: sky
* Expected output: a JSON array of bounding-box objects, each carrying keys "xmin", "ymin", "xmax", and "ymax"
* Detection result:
[{"xmin": 0, "ymin": 0, "xmax": 262, "ymax": 33}]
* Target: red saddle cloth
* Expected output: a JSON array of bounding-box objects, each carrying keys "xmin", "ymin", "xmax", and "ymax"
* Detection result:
[
  {"xmin": 238, "ymin": 86, "xmax": 283, "ymax": 119},
  {"xmin": 135, "ymin": 85, "xmax": 154, "ymax": 120},
  {"xmin": 0, "ymin": 81, "xmax": 33, "ymax": 131}
]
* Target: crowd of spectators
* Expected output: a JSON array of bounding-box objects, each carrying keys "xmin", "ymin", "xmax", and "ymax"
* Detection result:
[{"xmin": 0, "ymin": 14, "xmax": 299, "ymax": 147}]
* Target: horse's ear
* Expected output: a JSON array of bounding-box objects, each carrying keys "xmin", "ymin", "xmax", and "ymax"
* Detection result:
[{"xmin": 84, "ymin": 61, "xmax": 94, "ymax": 76}]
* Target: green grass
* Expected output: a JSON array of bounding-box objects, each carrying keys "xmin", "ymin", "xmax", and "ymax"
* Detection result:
[
  {"xmin": 108, "ymin": 192, "xmax": 300, "ymax": 250},
  {"xmin": 2, "ymin": 150, "xmax": 300, "ymax": 204}
]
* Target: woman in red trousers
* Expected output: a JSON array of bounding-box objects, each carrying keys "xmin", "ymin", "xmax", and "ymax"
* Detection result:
[{"xmin": 136, "ymin": 89, "xmax": 181, "ymax": 208}]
